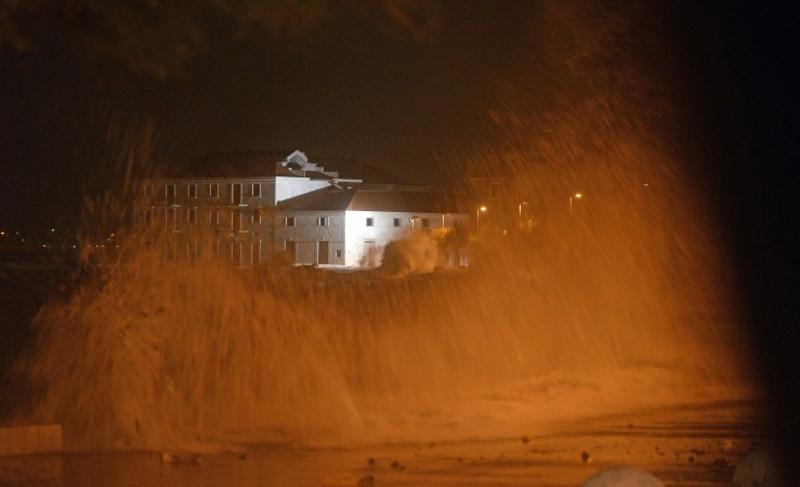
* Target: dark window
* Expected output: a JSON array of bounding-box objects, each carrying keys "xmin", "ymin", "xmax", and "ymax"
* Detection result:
[
  {"xmin": 251, "ymin": 209, "xmax": 261, "ymax": 224},
  {"xmin": 165, "ymin": 184, "xmax": 176, "ymax": 204},
  {"xmin": 422, "ymin": 218, "xmax": 430, "ymax": 228},
  {"xmin": 166, "ymin": 208, "xmax": 178, "ymax": 231},
  {"xmin": 188, "ymin": 207, "xmax": 197, "ymax": 224},
  {"xmin": 210, "ymin": 184, "xmax": 219, "ymax": 198},
  {"xmin": 393, "ymin": 218, "xmax": 400, "ymax": 227},
  {"xmin": 366, "ymin": 217, "xmax": 374, "ymax": 227},
  {"xmin": 188, "ymin": 184, "xmax": 197, "ymax": 198},
  {"xmin": 232, "ymin": 184, "xmax": 243, "ymax": 205},
  {"xmin": 317, "ymin": 216, "xmax": 329, "ymax": 226},
  {"xmin": 284, "ymin": 216, "xmax": 295, "ymax": 227},
  {"xmin": 335, "ymin": 249, "xmax": 343, "ymax": 259},
  {"xmin": 251, "ymin": 183, "xmax": 261, "ymax": 197}
]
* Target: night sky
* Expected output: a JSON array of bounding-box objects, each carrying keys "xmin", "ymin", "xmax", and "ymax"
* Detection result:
[{"xmin": 1, "ymin": 2, "xmax": 542, "ymax": 230}]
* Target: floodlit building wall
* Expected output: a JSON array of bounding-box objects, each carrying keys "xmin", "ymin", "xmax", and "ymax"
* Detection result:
[
  {"xmin": 273, "ymin": 211, "xmax": 346, "ymax": 265},
  {"xmin": 344, "ymin": 210, "xmax": 449, "ymax": 267}
]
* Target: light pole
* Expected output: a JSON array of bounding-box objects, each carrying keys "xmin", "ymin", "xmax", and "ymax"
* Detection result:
[
  {"xmin": 476, "ymin": 206, "xmax": 487, "ymax": 234},
  {"xmin": 569, "ymin": 193, "xmax": 583, "ymax": 215}
]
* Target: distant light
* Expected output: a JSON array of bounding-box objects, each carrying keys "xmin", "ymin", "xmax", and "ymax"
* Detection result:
[
  {"xmin": 479, "ymin": 206, "xmax": 487, "ymax": 212},
  {"xmin": 643, "ymin": 183, "xmax": 650, "ymax": 187},
  {"xmin": 50, "ymin": 228, "xmax": 55, "ymax": 232},
  {"xmin": 0, "ymin": 231, "xmax": 5, "ymax": 236},
  {"xmin": 574, "ymin": 193, "xmax": 583, "ymax": 199}
]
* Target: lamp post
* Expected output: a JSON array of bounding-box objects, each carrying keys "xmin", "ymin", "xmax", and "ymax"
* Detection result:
[
  {"xmin": 476, "ymin": 206, "xmax": 487, "ymax": 234},
  {"xmin": 569, "ymin": 193, "xmax": 583, "ymax": 215}
]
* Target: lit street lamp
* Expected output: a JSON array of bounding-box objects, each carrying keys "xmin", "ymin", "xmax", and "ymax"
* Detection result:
[
  {"xmin": 569, "ymin": 192, "xmax": 583, "ymax": 215},
  {"xmin": 476, "ymin": 206, "xmax": 487, "ymax": 234}
]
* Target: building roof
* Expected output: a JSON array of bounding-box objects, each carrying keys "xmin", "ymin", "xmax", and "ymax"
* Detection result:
[
  {"xmin": 277, "ymin": 187, "xmax": 454, "ymax": 213},
  {"xmin": 165, "ymin": 150, "xmax": 413, "ymax": 184},
  {"xmin": 277, "ymin": 188, "xmax": 357, "ymax": 211}
]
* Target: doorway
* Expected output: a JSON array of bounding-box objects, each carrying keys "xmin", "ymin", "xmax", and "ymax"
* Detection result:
[{"xmin": 318, "ymin": 241, "xmax": 329, "ymax": 264}]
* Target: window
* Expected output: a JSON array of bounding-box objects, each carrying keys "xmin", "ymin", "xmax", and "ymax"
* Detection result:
[
  {"xmin": 317, "ymin": 216, "xmax": 329, "ymax": 227},
  {"xmin": 143, "ymin": 207, "xmax": 153, "ymax": 224},
  {"xmin": 209, "ymin": 209, "xmax": 220, "ymax": 225},
  {"xmin": 393, "ymin": 218, "xmax": 400, "ymax": 227},
  {"xmin": 188, "ymin": 207, "xmax": 197, "ymax": 224},
  {"xmin": 165, "ymin": 184, "xmax": 176, "ymax": 204},
  {"xmin": 422, "ymin": 218, "xmax": 430, "ymax": 229},
  {"xmin": 188, "ymin": 184, "xmax": 197, "ymax": 199},
  {"xmin": 144, "ymin": 184, "xmax": 153, "ymax": 197},
  {"xmin": 238, "ymin": 211, "xmax": 248, "ymax": 232},
  {"xmin": 209, "ymin": 183, "xmax": 219, "ymax": 198},
  {"xmin": 251, "ymin": 183, "xmax": 261, "ymax": 197},
  {"xmin": 335, "ymin": 249, "xmax": 343, "ymax": 259},
  {"xmin": 366, "ymin": 217, "xmax": 374, "ymax": 227},
  {"xmin": 283, "ymin": 216, "xmax": 296, "ymax": 227},
  {"xmin": 231, "ymin": 183, "xmax": 243, "ymax": 205},
  {"xmin": 166, "ymin": 208, "xmax": 178, "ymax": 232},
  {"xmin": 250, "ymin": 209, "xmax": 261, "ymax": 224}
]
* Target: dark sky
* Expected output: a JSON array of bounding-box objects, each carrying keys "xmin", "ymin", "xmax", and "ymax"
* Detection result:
[
  {"xmin": 0, "ymin": 2, "xmax": 795, "ymax": 236},
  {"xmin": 0, "ymin": 2, "xmax": 540, "ymax": 230}
]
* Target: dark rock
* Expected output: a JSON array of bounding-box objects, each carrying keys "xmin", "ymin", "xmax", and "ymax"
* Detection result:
[{"xmin": 356, "ymin": 474, "xmax": 375, "ymax": 487}]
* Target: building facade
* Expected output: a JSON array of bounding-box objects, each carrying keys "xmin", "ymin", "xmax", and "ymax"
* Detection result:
[{"xmin": 138, "ymin": 150, "xmax": 468, "ymax": 268}]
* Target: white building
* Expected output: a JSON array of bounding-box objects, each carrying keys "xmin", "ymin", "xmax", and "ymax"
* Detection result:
[{"xmin": 139, "ymin": 150, "xmax": 468, "ymax": 268}]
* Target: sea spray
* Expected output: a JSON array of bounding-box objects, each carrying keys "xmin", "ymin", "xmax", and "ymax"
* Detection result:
[{"xmin": 9, "ymin": 1, "xmax": 757, "ymax": 452}]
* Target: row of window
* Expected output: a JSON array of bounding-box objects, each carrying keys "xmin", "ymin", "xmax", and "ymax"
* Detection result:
[
  {"xmin": 144, "ymin": 209, "xmax": 434, "ymax": 230},
  {"xmin": 365, "ymin": 217, "xmax": 429, "ymax": 228},
  {"xmin": 278, "ymin": 216, "xmax": 429, "ymax": 228},
  {"xmin": 144, "ymin": 182, "xmax": 262, "ymax": 201},
  {"xmin": 143, "ymin": 207, "xmax": 263, "ymax": 230},
  {"xmin": 280, "ymin": 216, "xmax": 330, "ymax": 227}
]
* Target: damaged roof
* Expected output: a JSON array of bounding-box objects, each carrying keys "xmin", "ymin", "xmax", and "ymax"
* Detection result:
[{"xmin": 164, "ymin": 150, "xmax": 412, "ymax": 184}]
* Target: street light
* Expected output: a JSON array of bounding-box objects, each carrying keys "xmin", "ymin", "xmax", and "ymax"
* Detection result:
[
  {"xmin": 569, "ymin": 193, "xmax": 583, "ymax": 215},
  {"xmin": 476, "ymin": 206, "xmax": 487, "ymax": 234},
  {"xmin": 518, "ymin": 201, "xmax": 528, "ymax": 217}
]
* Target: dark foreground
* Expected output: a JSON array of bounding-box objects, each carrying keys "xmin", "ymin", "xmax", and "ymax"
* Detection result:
[{"xmin": 0, "ymin": 400, "xmax": 766, "ymax": 486}]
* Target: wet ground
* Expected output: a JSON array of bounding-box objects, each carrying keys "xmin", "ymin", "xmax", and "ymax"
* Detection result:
[{"xmin": 0, "ymin": 400, "xmax": 765, "ymax": 486}]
